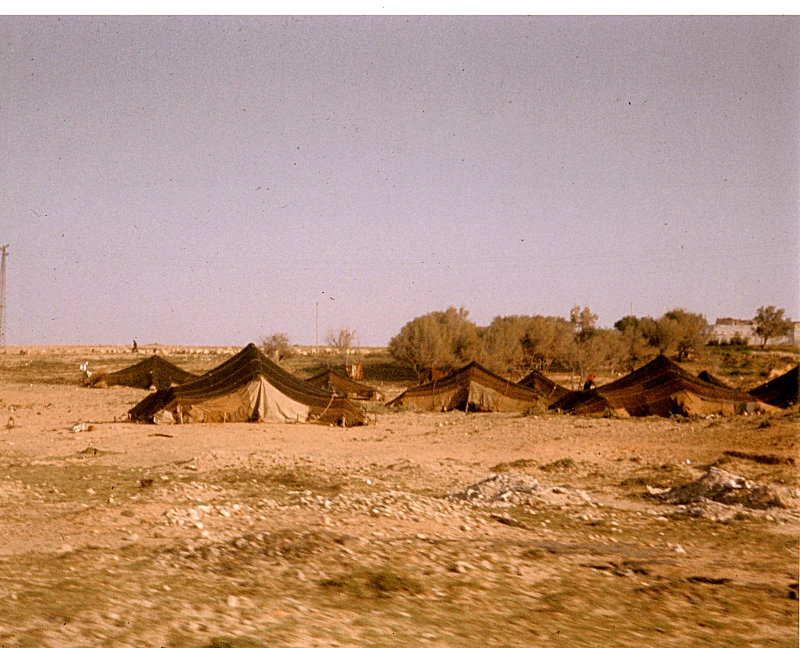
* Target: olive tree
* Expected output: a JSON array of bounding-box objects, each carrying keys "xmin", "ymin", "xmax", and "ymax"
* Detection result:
[
  {"xmin": 662, "ymin": 308, "xmax": 709, "ymax": 360},
  {"xmin": 614, "ymin": 315, "xmax": 650, "ymax": 371},
  {"xmin": 520, "ymin": 315, "xmax": 574, "ymax": 372},
  {"xmin": 480, "ymin": 315, "xmax": 533, "ymax": 377},
  {"xmin": 388, "ymin": 307, "xmax": 481, "ymax": 381},
  {"xmin": 565, "ymin": 306, "xmax": 601, "ymax": 385},
  {"xmin": 638, "ymin": 316, "xmax": 674, "ymax": 356},
  {"xmin": 260, "ymin": 332, "xmax": 293, "ymax": 363},
  {"xmin": 592, "ymin": 328, "xmax": 628, "ymax": 376},
  {"xmin": 637, "ymin": 309, "xmax": 708, "ymax": 360},
  {"xmin": 753, "ymin": 305, "xmax": 792, "ymax": 347},
  {"xmin": 569, "ymin": 305, "xmax": 598, "ymax": 334},
  {"xmin": 327, "ymin": 328, "xmax": 358, "ymax": 364}
]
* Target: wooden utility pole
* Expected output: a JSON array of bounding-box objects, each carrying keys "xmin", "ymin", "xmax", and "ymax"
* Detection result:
[{"xmin": 0, "ymin": 245, "xmax": 8, "ymax": 348}]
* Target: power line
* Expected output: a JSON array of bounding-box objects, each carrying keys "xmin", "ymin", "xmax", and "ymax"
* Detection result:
[{"xmin": 0, "ymin": 244, "xmax": 8, "ymax": 348}]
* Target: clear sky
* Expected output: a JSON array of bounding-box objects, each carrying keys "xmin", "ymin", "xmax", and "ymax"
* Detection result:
[{"xmin": 2, "ymin": 15, "xmax": 798, "ymax": 347}]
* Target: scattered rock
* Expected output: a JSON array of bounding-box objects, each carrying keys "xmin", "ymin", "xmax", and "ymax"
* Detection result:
[
  {"xmin": 450, "ymin": 561, "xmax": 473, "ymax": 573},
  {"xmin": 659, "ymin": 467, "xmax": 797, "ymax": 510},
  {"xmin": 449, "ymin": 473, "xmax": 542, "ymax": 502},
  {"xmin": 449, "ymin": 472, "xmax": 595, "ymax": 508}
]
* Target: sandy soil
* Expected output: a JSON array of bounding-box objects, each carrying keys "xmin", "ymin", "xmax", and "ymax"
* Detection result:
[{"xmin": 0, "ymin": 380, "xmax": 797, "ymax": 648}]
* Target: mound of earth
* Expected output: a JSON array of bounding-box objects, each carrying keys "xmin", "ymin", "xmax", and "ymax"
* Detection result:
[
  {"xmin": 449, "ymin": 472, "xmax": 594, "ymax": 507},
  {"xmin": 659, "ymin": 467, "xmax": 797, "ymax": 510}
]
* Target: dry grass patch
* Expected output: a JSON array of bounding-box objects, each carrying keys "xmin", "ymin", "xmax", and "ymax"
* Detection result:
[
  {"xmin": 211, "ymin": 465, "xmax": 347, "ymax": 498},
  {"xmin": 320, "ymin": 566, "xmax": 425, "ymax": 598}
]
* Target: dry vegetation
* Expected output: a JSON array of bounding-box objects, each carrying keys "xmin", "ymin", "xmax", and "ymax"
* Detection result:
[{"xmin": 0, "ymin": 346, "xmax": 797, "ymax": 648}]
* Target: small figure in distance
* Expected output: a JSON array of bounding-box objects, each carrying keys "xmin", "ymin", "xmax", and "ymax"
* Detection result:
[
  {"xmin": 132, "ymin": 339, "xmax": 138, "ymax": 353},
  {"xmin": 583, "ymin": 373, "xmax": 596, "ymax": 391}
]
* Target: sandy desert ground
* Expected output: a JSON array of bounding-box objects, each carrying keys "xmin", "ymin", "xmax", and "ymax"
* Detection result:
[{"xmin": 0, "ymin": 351, "xmax": 797, "ymax": 648}]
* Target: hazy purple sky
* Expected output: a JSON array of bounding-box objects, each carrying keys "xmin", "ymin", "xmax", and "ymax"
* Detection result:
[{"xmin": 2, "ymin": 15, "xmax": 798, "ymax": 346}]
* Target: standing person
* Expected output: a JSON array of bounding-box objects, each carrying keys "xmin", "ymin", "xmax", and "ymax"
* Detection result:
[
  {"xmin": 583, "ymin": 373, "xmax": 595, "ymax": 390},
  {"xmin": 132, "ymin": 339, "xmax": 138, "ymax": 353}
]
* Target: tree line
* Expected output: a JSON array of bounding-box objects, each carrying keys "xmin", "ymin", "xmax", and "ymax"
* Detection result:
[{"xmin": 388, "ymin": 305, "xmax": 794, "ymax": 385}]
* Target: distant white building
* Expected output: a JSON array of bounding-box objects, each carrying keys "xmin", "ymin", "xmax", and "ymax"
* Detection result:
[{"xmin": 710, "ymin": 318, "xmax": 800, "ymax": 347}]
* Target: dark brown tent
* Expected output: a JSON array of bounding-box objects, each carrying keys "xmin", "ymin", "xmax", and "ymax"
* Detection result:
[
  {"xmin": 426, "ymin": 367, "xmax": 451, "ymax": 382},
  {"xmin": 129, "ymin": 343, "xmax": 365, "ymax": 426},
  {"xmin": 387, "ymin": 361, "xmax": 549, "ymax": 413},
  {"xmin": 549, "ymin": 355, "xmax": 775, "ymax": 417},
  {"xmin": 88, "ymin": 355, "xmax": 197, "ymax": 390},
  {"xmin": 697, "ymin": 370, "xmax": 733, "ymax": 389},
  {"xmin": 749, "ymin": 366, "xmax": 799, "ymax": 408},
  {"xmin": 305, "ymin": 369, "xmax": 380, "ymax": 400},
  {"xmin": 517, "ymin": 370, "xmax": 571, "ymax": 405}
]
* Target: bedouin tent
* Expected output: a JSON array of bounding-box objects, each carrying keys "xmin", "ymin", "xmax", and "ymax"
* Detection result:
[
  {"xmin": 88, "ymin": 355, "xmax": 198, "ymax": 390},
  {"xmin": 696, "ymin": 370, "xmax": 733, "ymax": 389},
  {"xmin": 128, "ymin": 343, "xmax": 366, "ymax": 426},
  {"xmin": 516, "ymin": 369, "xmax": 571, "ymax": 406},
  {"xmin": 387, "ymin": 361, "xmax": 550, "ymax": 413},
  {"xmin": 305, "ymin": 369, "xmax": 381, "ymax": 400},
  {"xmin": 549, "ymin": 355, "xmax": 776, "ymax": 418},
  {"xmin": 748, "ymin": 366, "xmax": 799, "ymax": 408}
]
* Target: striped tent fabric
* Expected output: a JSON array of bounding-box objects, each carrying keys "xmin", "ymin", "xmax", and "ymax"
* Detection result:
[
  {"xmin": 305, "ymin": 369, "xmax": 380, "ymax": 400},
  {"xmin": 749, "ymin": 366, "xmax": 799, "ymax": 408},
  {"xmin": 697, "ymin": 370, "xmax": 733, "ymax": 389},
  {"xmin": 516, "ymin": 369, "xmax": 571, "ymax": 405},
  {"xmin": 88, "ymin": 355, "xmax": 198, "ymax": 390},
  {"xmin": 549, "ymin": 355, "xmax": 775, "ymax": 418},
  {"xmin": 129, "ymin": 343, "xmax": 366, "ymax": 426},
  {"xmin": 388, "ymin": 361, "xmax": 550, "ymax": 413}
]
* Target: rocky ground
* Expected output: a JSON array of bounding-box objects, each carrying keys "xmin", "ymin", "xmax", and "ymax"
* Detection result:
[{"xmin": 0, "ymin": 380, "xmax": 797, "ymax": 647}]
